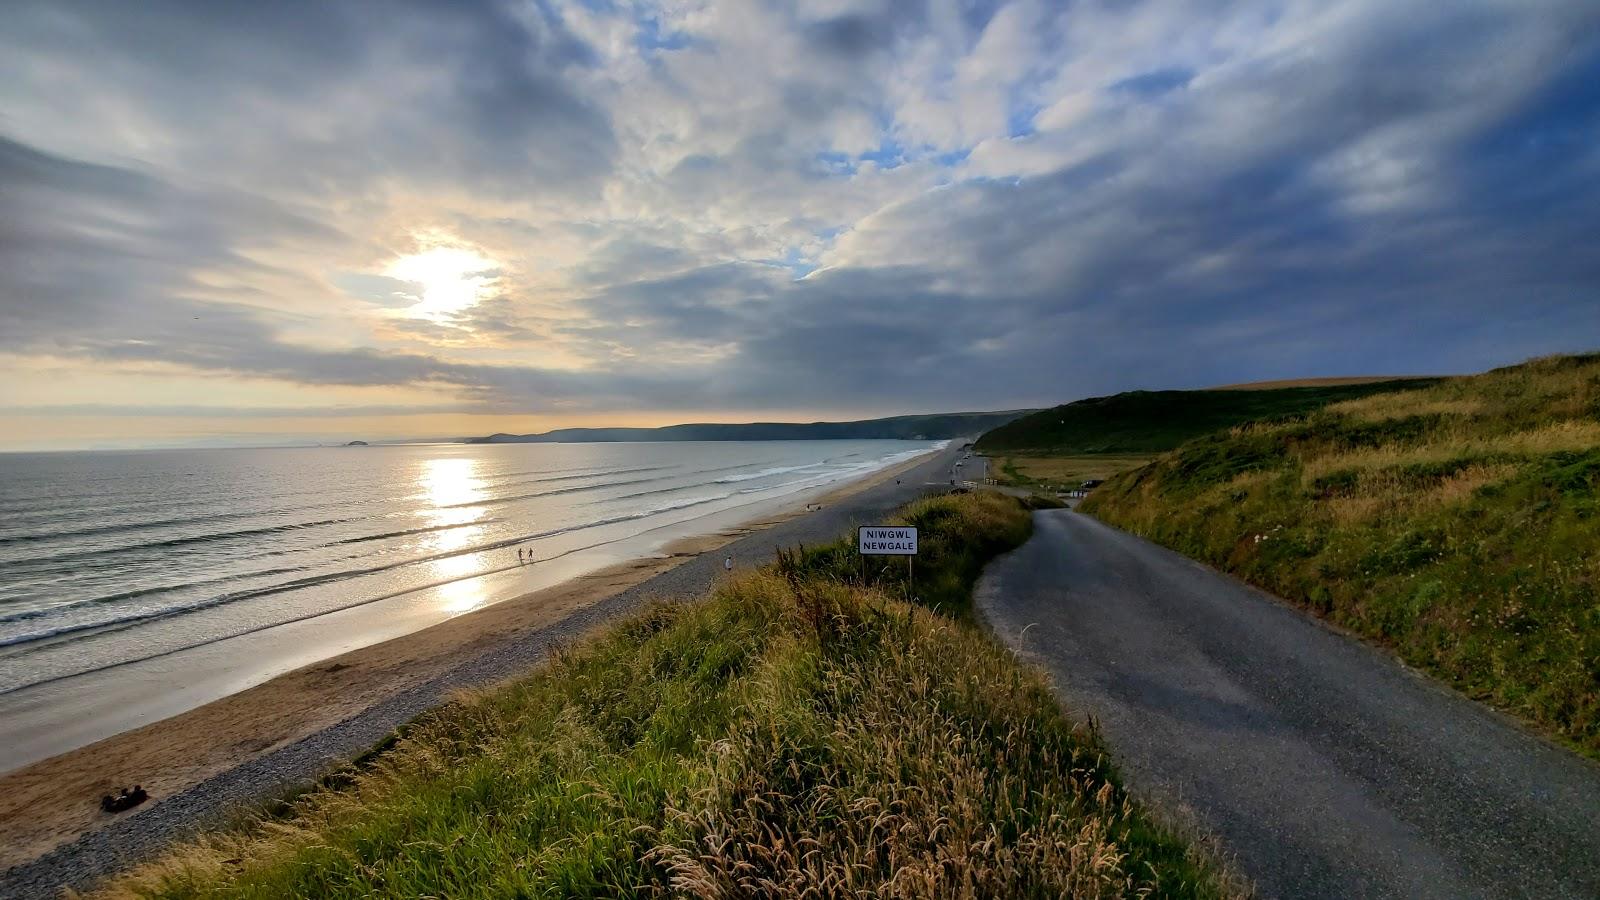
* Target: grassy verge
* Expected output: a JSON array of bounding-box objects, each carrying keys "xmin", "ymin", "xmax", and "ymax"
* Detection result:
[
  {"xmin": 1084, "ymin": 353, "xmax": 1600, "ymax": 759},
  {"xmin": 93, "ymin": 492, "xmax": 1227, "ymax": 899}
]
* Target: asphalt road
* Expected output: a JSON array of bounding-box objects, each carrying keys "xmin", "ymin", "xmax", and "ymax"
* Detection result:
[
  {"xmin": 976, "ymin": 509, "xmax": 1600, "ymax": 899},
  {"xmin": 2, "ymin": 441, "xmax": 971, "ymax": 899}
]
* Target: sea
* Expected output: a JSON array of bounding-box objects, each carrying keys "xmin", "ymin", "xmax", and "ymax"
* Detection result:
[{"xmin": 0, "ymin": 439, "xmax": 937, "ymax": 768}]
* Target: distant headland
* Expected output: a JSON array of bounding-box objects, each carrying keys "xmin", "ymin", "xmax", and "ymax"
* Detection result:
[{"xmin": 462, "ymin": 410, "xmax": 1033, "ymax": 444}]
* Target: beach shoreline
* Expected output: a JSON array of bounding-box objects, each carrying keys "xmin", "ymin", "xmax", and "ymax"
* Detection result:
[{"xmin": 0, "ymin": 447, "xmax": 941, "ymax": 871}]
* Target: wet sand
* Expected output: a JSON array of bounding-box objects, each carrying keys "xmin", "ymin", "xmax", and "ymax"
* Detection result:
[{"xmin": 0, "ymin": 451, "xmax": 933, "ymax": 870}]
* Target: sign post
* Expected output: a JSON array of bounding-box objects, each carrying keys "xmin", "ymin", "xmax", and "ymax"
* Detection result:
[{"xmin": 858, "ymin": 525, "xmax": 919, "ymax": 595}]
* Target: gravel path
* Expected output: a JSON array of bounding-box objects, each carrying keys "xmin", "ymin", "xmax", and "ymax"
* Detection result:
[
  {"xmin": 2, "ymin": 444, "xmax": 967, "ymax": 899},
  {"xmin": 977, "ymin": 509, "xmax": 1600, "ymax": 899}
]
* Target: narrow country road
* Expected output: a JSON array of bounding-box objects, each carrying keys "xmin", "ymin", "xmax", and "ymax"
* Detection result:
[{"xmin": 976, "ymin": 509, "xmax": 1600, "ymax": 899}]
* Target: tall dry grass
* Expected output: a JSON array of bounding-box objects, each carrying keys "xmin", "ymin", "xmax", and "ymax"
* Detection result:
[{"xmin": 1085, "ymin": 352, "xmax": 1600, "ymax": 758}]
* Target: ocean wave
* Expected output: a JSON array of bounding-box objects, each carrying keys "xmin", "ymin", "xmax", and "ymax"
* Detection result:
[
  {"xmin": 463, "ymin": 463, "xmax": 674, "ymax": 492},
  {"xmin": 0, "ymin": 557, "xmax": 329, "ymax": 628},
  {"xmin": 0, "ymin": 506, "xmax": 342, "ymax": 548},
  {"xmin": 0, "ymin": 516, "xmax": 366, "ymax": 572},
  {"xmin": 330, "ymin": 518, "xmax": 502, "ymax": 546},
  {"xmin": 731, "ymin": 450, "xmax": 929, "ymax": 495},
  {"xmin": 423, "ymin": 474, "xmax": 668, "ymax": 511},
  {"xmin": 713, "ymin": 463, "xmax": 827, "ymax": 483},
  {"xmin": 0, "ymin": 492, "xmax": 734, "ymax": 654}
]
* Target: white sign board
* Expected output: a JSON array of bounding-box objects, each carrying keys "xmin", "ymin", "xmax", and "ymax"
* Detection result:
[{"xmin": 859, "ymin": 525, "xmax": 918, "ymax": 555}]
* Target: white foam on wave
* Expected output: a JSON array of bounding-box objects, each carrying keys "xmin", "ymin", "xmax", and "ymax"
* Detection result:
[
  {"xmin": 712, "ymin": 462, "xmax": 827, "ymax": 483},
  {"xmin": 734, "ymin": 446, "xmax": 936, "ymax": 497}
]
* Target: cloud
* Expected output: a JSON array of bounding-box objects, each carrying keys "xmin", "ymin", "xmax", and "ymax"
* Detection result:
[
  {"xmin": 0, "ymin": 0, "xmax": 617, "ymax": 198},
  {"xmin": 0, "ymin": 403, "xmax": 474, "ymax": 419},
  {"xmin": 0, "ymin": 135, "xmax": 342, "ymax": 349},
  {"xmin": 1, "ymin": 0, "xmax": 1598, "ymax": 441}
]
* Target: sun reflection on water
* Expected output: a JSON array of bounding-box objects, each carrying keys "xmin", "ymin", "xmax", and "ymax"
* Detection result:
[
  {"xmin": 417, "ymin": 457, "xmax": 489, "ymax": 614},
  {"xmin": 420, "ymin": 457, "xmax": 484, "ymax": 511},
  {"xmin": 434, "ymin": 554, "xmax": 487, "ymax": 613}
]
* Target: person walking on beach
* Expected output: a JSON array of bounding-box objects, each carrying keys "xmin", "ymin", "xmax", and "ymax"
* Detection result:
[
  {"xmin": 724, "ymin": 555, "xmax": 733, "ymax": 575},
  {"xmin": 518, "ymin": 548, "xmax": 524, "ymax": 564}
]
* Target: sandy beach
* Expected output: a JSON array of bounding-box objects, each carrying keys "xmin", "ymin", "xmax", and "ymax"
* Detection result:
[{"xmin": 0, "ymin": 449, "xmax": 939, "ymax": 871}]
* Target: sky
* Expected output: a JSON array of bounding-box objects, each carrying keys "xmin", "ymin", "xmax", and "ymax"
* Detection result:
[{"xmin": 1, "ymin": 0, "xmax": 1597, "ymax": 450}]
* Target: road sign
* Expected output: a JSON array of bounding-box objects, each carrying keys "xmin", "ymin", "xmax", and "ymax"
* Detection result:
[{"xmin": 859, "ymin": 525, "xmax": 918, "ymax": 555}]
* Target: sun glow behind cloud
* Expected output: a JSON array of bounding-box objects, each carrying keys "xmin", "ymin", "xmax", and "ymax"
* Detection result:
[{"xmin": 386, "ymin": 245, "xmax": 500, "ymax": 321}]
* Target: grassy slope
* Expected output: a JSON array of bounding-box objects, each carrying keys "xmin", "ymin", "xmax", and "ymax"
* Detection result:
[
  {"xmin": 1084, "ymin": 354, "xmax": 1600, "ymax": 758},
  {"xmin": 96, "ymin": 493, "xmax": 1226, "ymax": 899},
  {"xmin": 976, "ymin": 381, "xmax": 1434, "ymax": 455},
  {"xmin": 1208, "ymin": 376, "xmax": 1432, "ymax": 391},
  {"xmin": 995, "ymin": 455, "xmax": 1156, "ymax": 491}
]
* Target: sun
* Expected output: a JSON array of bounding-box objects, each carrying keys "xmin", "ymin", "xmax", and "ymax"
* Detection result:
[{"xmin": 386, "ymin": 245, "xmax": 499, "ymax": 320}]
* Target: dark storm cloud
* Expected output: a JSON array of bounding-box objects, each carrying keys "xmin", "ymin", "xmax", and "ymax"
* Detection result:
[
  {"xmin": 804, "ymin": 0, "xmax": 925, "ymax": 60},
  {"xmin": 563, "ymin": 259, "xmax": 1020, "ymax": 408},
  {"xmin": 578, "ymin": 264, "xmax": 781, "ymax": 337},
  {"xmin": 570, "ymin": 238, "xmax": 698, "ymax": 288}
]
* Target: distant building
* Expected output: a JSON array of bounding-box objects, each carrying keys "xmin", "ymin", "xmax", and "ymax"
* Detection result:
[{"xmin": 1063, "ymin": 479, "xmax": 1104, "ymax": 500}]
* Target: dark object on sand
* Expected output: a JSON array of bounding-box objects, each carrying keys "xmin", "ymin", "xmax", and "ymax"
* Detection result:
[{"xmin": 101, "ymin": 785, "xmax": 149, "ymax": 813}]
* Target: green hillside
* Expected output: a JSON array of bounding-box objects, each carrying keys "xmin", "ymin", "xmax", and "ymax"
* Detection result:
[
  {"xmin": 976, "ymin": 382, "xmax": 1433, "ymax": 455},
  {"xmin": 1084, "ymin": 354, "xmax": 1600, "ymax": 757}
]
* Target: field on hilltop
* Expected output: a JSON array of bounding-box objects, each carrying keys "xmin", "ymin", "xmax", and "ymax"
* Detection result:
[
  {"xmin": 94, "ymin": 492, "xmax": 1227, "ymax": 900},
  {"xmin": 1084, "ymin": 354, "xmax": 1600, "ymax": 757},
  {"xmin": 1207, "ymin": 376, "xmax": 1436, "ymax": 391},
  {"xmin": 976, "ymin": 380, "xmax": 1432, "ymax": 493},
  {"xmin": 996, "ymin": 455, "xmax": 1156, "ymax": 491},
  {"xmin": 977, "ymin": 381, "xmax": 1435, "ymax": 456}
]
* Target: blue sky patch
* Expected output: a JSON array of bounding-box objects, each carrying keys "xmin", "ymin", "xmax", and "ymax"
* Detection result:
[{"xmin": 1109, "ymin": 66, "xmax": 1195, "ymax": 98}]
